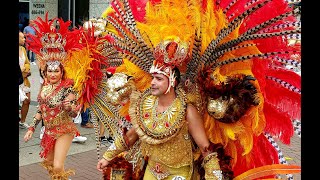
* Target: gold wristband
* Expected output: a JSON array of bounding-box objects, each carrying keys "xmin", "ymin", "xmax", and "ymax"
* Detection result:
[
  {"xmin": 202, "ymin": 152, "xmax": 223, "ymax": 180},
  {"xmin": 102, "ymin": 135, "xmax": 128, "ymax": 161},
  {"xmin": 29, "ymin": 117, "xmax": 41, "ymax": 130}
]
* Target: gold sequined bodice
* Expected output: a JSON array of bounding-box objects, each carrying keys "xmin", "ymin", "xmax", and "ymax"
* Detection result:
[
  {"xmin": 38, "ymin": 79, "xmax": 75, "ymax": 128},
  {"xmin": 129, "ymin": 88, "xmax": 194, "ymax": 169}
]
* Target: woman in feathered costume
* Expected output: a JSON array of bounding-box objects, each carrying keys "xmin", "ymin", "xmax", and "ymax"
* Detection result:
[{"xmin": 22, "ymin": 13, "xmax": 85, "ymax": 180}]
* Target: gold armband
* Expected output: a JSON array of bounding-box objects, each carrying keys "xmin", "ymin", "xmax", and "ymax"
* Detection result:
[
  {"xmin": 103, "ymin": 135, "xmax": 129, "ymax": 161},
  {"xmin": 28, "ymin": 117, "xmax": 41, "ymax": 132},
  {"xmin": 202, "ymin": 152, "xmax": 223, "ymax": 180}
]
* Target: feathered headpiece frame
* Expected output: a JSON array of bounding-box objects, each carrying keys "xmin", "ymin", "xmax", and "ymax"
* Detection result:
[
  {"xmin": 26, "ymin": 12, "xmax": 83, "ymax": 70},
  {"xmin": 150, "ymin": 37, "xmax": 190, "ymax": 94}
]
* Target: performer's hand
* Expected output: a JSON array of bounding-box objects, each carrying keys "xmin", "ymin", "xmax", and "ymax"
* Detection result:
[
  {"xmin": 97, "ymin": 158, "xmax": 109, "ymax": 172},
  {"xmin": 62, "ymin": 98, "xmax": 72, "ymax": 111},
  {"xmin": 24, "ymin": 130, "xmax": 33, "ymax": 142}
]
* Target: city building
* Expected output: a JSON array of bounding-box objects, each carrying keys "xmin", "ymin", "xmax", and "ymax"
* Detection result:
[{"xmin": 19, "ymin": 0, "xmax": 110, "ymax": 29}]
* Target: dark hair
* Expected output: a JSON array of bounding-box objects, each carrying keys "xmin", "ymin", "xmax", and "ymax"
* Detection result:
[
  {"xmin": 39, "ymin": 68, "xmax": 44, "ymax": 79},
  {"xmin": 173, "ymin": 67, "xmax": 181, "ymax": 88}
]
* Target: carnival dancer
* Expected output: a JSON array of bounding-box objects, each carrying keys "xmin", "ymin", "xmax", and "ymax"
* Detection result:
[
  {"xmin": 97, "ymin": 38, "xmax": 233, "ymax": 180},
  {"xmin": 23, "ymin": 14, "xmax": 83, "ymax": 180}
]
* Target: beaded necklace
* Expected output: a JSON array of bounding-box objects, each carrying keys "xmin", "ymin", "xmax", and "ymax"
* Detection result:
[{"xmin": 151, "ymin": 97, "xmax": 178, "ymax": 129}]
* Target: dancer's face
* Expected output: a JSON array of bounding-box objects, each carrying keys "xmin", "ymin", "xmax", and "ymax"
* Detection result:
[
  {"xmin": 151, "ymin": 73, "xmax": 169, "ymax": 96},
  {"xmin": 47, "ymin": 66, "xmax": 63, "ymax": 85}
]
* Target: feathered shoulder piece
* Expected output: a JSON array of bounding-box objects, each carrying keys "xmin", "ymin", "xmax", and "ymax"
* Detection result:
[{"xmin": 184, "ymin": 0, "xmax": 301, "ymax": 178}]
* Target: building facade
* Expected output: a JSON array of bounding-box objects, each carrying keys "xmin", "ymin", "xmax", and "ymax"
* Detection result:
[{"xmin": 19, "ymin": 0, "xmax": 110, "ymax": 28}]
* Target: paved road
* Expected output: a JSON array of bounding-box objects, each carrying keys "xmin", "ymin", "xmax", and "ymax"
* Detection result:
[{"xmin": 19, "ymin": 63, "xmax": 301, "ymax": 179}]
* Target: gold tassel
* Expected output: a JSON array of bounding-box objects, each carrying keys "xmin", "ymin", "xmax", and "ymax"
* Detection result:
[
  {"xmin": 51, "ymin": 169, "xmax": 75, "ymax": 180},
  {"xmin": 40, "ymin": 160, "xmax": 54, "ymax": 176}
]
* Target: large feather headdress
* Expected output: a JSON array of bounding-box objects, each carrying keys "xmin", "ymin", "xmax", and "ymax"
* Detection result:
[{"xmin": 26, "ymin": 13, "xmax": 83, "ymax": 71}]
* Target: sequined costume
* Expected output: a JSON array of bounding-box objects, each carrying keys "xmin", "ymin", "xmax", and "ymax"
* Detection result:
[
  {"xmin": 25, "ymin": 13, "xmax": 90, "ymax": 180},
  {"xmin": 129, "ymin": 88, "xmax": 194, "ymax": 179},
  {"xmin": 29, "ymin": 79, "xmax": 80, "ymax": 158}
]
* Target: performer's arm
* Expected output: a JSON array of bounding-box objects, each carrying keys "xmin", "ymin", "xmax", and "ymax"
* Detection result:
[
  {"xmin": 63, "ymin": 88, "xmax": 80, "ymax": 118},
  {"xmin": 102, "ymin": 128, "xmax": 138, "ymax": 160},
  {"xmin": 28, "ymin": 109, "xmax": 42, "ymax": 132},
  {"xmin": 187, "ymin": 104, "xmax": 226, "ymax": 180},
  {"xmin": 24, "ymin": 109, "xmax": 42, "ymax": 142},
  {"xmin": 187, "ymin": 104, "xmax": 211, "ymax": 156},
  {"xmin": 97, "ymin": 128, "xmax": 139, "ymax": 171}
]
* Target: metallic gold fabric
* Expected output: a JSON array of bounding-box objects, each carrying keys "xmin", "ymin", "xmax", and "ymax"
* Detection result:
[
  {"xmin": 202, "ymin": 152, "xmax": 223, "ymax": 180},
  {"xmin": 103, "ymin": 135, "xmax": 129, "ymax": 161},
  {"xmin": 130, "ymin": 87, "xmax": 194, "ymax": 179},
  {"xmin": 144, "ymin": 160, "xmax": 191, "ymax": 180},
  {"xmin": 131, "ymin": 88, "xmax": 187, "ymax": 144},
  {"xmin": 140, "ymin": 124, "xmax": 193, "ymax": 169},
  {"xmin": 105, "ymin": 72, "xmax": 135, "ymax": 105}
]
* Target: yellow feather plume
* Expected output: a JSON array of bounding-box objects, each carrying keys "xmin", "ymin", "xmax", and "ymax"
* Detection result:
[
  {"xmin": 116, "ymin": 59, "xmax": 152, "ymax": 92},
  {"xmin": 201, "ymin": 2, "xmax": 228, "ymax": 53},
  {"xmin": 63, "ymin": 46, "xmax": 94, "ymax": 105},
  {"xmin": 101, "ymin": 6, "xmax": 114, "ymax": 19},
  {"xmin": 137, "ymin": 0, "xmax": 202, "ymax": 53},
  {"xmin": 100, "ymin": 6, "xmax": 119, "ymax": 36}
]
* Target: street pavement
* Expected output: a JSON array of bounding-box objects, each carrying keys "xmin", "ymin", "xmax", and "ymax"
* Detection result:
[{"xmin": 19, "ymin": 62, "xmax": 301, "ymax": 179}]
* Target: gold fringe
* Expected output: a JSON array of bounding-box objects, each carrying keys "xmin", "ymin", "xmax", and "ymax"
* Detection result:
[
  {"xmin": 40, "ymin": 160, "xmax": 54, "ymax": 176},
  {"xmin": 51, "ymin": 169, "xmax": 75, "ymax": 180}
]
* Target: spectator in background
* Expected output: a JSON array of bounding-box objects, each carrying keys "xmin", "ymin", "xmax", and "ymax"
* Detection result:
[
  {"xmin": 19, "ymin": 31, "xmax": 31, "ymax": 129},
  {"xmin": 98, "ymin": 122, "xmax": 114, "ymax": 146},
  {"xmin": 71, "ymin": 106, "xmax": 90, "ymax": 143},
  {"xmin": 80, "ymin": 107, "xmax": 94, "ymax": 128},
  {"xmin": 18, "ymin": 56, "xmax": 27, "ymax": 121},
  {"xmin": 23, "ymin": 20, "xmax": 37, "ymax": 65}
]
